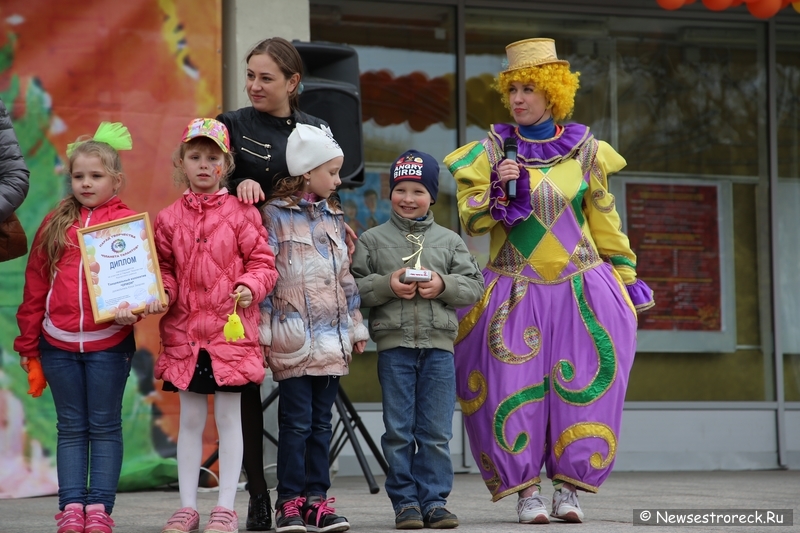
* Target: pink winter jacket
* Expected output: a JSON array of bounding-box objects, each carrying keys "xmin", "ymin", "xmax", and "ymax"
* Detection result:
[{"xmin": 153, "ymin": 190, "xmax": 278, "ymax": 390}]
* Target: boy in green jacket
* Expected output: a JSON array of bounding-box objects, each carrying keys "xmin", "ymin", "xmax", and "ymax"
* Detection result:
[{"xmin": 351, "ymin": 150, "xmax": 484, "ymax": 530}]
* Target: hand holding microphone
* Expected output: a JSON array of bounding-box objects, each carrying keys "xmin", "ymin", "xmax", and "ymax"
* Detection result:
[{"xmin": 503, "ymin": 137, "xmax": 518, "ymax": 199}]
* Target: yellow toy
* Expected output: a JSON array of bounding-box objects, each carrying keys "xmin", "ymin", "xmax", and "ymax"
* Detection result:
[{"xmin": 224, "ymin": 293, "xmax": 246, "ymax": 342}]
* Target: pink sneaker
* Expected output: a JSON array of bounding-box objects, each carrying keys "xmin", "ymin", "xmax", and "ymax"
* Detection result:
[
  {"xmin": 162, "ymin": 507, "xmax": 201, "ymax": 533},
  {"xmin": 203, "ymin": 506, "xmax": 239, "ymax": 533},
  {"xmin": 84, "ymin": 504, "xmax": 115, "ymax": 533},
  {"xmin": 55, "ymin": 503, "xmax": 85, "ymax": 533}
]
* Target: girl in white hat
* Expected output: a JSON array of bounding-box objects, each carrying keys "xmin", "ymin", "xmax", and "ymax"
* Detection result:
[{"xmin": 259, "ymin": 123, "xmax": 369, "ymax": 533}]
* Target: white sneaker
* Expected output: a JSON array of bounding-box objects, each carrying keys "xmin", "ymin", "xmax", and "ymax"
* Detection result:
[
  {"xmin": 551, "ymin": 488, "xmax": 584, "ymax": 523},
  {"xmin": 516, "ymin": 492, "xmax": 550, "ymax": 524}
]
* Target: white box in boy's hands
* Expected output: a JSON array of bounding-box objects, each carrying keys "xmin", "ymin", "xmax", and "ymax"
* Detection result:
[{"xmin": 400, "ymin": 268, "xmax": 432, "ymax": 283}]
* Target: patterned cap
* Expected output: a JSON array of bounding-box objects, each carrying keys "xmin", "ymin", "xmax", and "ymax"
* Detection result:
[
  {"xmin": 389, "ymin": 149, "xmax": 439, "ymax": 204},
  {"xmin": 182, "ymin": 118, "xmax": 230, "ymax": 153},
  {"xmin": 503, "ymin": 38, "xmax": 569, "ymax": 72}
]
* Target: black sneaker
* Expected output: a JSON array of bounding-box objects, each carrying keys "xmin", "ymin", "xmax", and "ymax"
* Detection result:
[
  {"xmin": 275, "ymin": 497, "xmax": 307, "ymax": 533},
  {"xmin": 423, "ymin": 507, "xmax": 459, "ymax": 529},
  {"xmin": 395, "ymin": 507, "xmax": 423, "ymax": 529},
  {"xmin": 246, "ymin": 491, "xmax": 272, "ymax": 531},
  {"xmin": 302, "ymin": 496, "xmax": 350, "ymax": 533}
]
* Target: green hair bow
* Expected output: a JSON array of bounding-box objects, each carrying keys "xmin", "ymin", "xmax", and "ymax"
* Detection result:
[{"xmin": 66, "ymin": 122, "xmax": 133, "ymax": 158}]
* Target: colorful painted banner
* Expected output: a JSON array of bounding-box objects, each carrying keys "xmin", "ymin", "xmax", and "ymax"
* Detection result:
[{"xmin": 0, "ymin": 0, "xmax": 222, "ymax": 498}]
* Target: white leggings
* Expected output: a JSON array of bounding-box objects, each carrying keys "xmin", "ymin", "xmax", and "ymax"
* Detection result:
[{"xmin": 177, "ymin": 391, "xmax": 243, "ymax": 510}]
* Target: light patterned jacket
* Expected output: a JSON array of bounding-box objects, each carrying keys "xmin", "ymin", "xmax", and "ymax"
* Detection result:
[{"xmin": 259, "ymin": 196, "xmax": 369, "ymax": 381}]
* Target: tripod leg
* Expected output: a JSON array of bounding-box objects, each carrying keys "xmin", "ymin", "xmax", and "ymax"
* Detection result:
[
  {"xmin": 329, "ymin": 415, "xmax": 347, "ymax": 463},
  {"xmin": 262, "ymin": 428, "xmax": 279, "ymax": 447},
  {"xmin": 261, "ymin": 386, "xmax": 280, "ymax": 447},
  {"xmin": 333, "ymin": 394, "xmax": 380, "ymax": 494},
  {"xmin": 337, "ymin": 389, "xmax": 390, "ymax": 474},
  {"xmin": 260, "ymin": 386, "xmax": 279, "ymax": 410}
]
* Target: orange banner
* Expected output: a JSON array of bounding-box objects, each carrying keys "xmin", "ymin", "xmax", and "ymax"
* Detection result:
[{"xmin": 0, "ymin": 0, "xmax": 222, "ymax": 498}]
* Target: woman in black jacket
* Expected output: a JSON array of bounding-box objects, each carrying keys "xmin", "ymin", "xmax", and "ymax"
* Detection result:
[
  {"xmin": 218, "ymin": 38, "xmax": 326, "ymax": 206},
  {"xmin": 216, "ymin": 37, "xmax": 326, "ymax": 532}
]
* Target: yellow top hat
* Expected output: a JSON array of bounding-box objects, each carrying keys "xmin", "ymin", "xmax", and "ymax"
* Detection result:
[{"xmin": 503, "ymin": 38, "xmax": 569, "ymax": 72}]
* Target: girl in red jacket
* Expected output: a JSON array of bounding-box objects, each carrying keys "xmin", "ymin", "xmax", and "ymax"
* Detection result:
[
  {"xmin": 14, "ymin": 123, "xmax": 158, "ymax": 533},
  {"xmin": 154, "ymin": 119, "xmax": 278, "ymax": 533}
]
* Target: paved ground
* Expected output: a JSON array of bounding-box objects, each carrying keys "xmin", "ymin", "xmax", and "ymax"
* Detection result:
[{"xmin": 0, "ymin": 470, "xmax": 798, "ymax": 532}]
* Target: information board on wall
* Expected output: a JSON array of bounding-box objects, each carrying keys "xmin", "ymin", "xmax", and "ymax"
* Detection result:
[
  {"xmin": 610, "ymin": 178, "xmax": 736, "ymax": 353},
  {"xmin": 627, "ymin": 183, "xmax": 722, "ymax": 331}
]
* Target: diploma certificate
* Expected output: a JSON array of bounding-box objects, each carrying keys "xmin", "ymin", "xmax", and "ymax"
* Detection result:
[{"xmin": 77, "ymin": 213, "xmax": 166, "ymax": 323}]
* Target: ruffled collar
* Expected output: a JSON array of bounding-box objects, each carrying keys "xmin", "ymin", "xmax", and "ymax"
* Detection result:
[{"xmin": 490, "ymin": 122, "xmax": 593, "ymax": 167}]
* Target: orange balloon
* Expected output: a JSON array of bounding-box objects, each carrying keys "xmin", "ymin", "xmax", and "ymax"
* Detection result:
[
  {"xmin": 703, "ymin": 0, "xmax": 733, "ymax": 9},
  {"xmin": 656, "ymin": 0, "xmax": 685, "ymax": 9},
  {"xmin": 747, "ymin": 0, "xmax": 781, "ymax": 17},
  {"xmin": 793, "ymin": 0, "xmax": 800, "ymax": 12}
]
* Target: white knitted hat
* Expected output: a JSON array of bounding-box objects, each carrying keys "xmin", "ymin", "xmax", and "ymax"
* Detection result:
[{"xmin": 286, "ymin": 123, "xmax": 344, "ymax": 177}]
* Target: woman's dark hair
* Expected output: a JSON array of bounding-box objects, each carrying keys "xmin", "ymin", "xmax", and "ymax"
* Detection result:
[{"xmin": 246, "ymin": 37, "xmax": 304, "ymax": 112}]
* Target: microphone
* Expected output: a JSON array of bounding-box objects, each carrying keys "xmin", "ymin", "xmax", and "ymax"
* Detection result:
[{"xmin": 503, "ymin": 137, "xmax": 518, "ymax": 199}]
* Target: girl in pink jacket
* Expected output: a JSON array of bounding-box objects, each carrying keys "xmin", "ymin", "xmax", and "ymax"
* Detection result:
[{"xmin": 154, "ymin": 119, "xmax": 278, "ymax": 533}]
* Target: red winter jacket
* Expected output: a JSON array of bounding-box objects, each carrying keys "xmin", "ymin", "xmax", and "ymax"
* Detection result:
[
  {"xmin": 15, "ymin": 197, "xmax": 138, "ymax": 358},
  {"xmin": 153, "ymin": 190, "xmax": 278, "ymax": 390}
]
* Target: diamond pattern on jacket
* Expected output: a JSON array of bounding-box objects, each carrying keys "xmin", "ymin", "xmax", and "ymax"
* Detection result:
[
  {"xmin": 492, "ymin": 239, "xmax": 527, "ymax": 273},
  {"xmin": 531, "ymin": 178, "xmax": 567, "ymax": 228},
  {"xmin": 506, "ymin": 215, "xmax": 547, "ymax": 259},
  {"xmin": 571, "ymin": 234, "xmax": 601, "ymax": 269}
]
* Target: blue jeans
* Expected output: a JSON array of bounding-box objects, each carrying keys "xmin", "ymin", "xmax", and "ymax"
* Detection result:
[
  {"xmin": 276, "ymin": 375, "xmax": 340, "ymax": 501},
  {"xmin": 40, "ymin": 348, "xmax": 132, "ymax": 513},
  {"xmin": 378, "ymin": 348, "xmax": 455, "ymax": 516}
]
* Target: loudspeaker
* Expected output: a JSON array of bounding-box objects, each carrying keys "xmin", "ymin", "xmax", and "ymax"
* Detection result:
[{"xmin": 294, "ymin": 40, "xmax": 365, "ymax": 188}]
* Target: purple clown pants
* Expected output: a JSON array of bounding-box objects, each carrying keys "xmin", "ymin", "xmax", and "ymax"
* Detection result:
[{"xmin": 454, "ymin": 262, "xmax": 637, "ymax": 500}]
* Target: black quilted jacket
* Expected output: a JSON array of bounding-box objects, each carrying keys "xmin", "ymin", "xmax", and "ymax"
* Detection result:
[
  {"xmin": 217, "ymin": 107, "xmax": 326, "ymax": 204},
  {"xmin": 0, "ymin": 97, "xmax": 30, "ymax": 223}
]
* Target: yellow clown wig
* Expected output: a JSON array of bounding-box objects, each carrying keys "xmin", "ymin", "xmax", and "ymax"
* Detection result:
[{"xmin": 494, "ymin": 63, "xmax": 580, "ymax": 123}]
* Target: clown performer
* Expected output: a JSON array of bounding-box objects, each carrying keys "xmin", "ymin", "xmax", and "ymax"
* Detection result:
[{"xmin": 443, "ymin": 38, "xmax": 654, "ymax": 525}]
